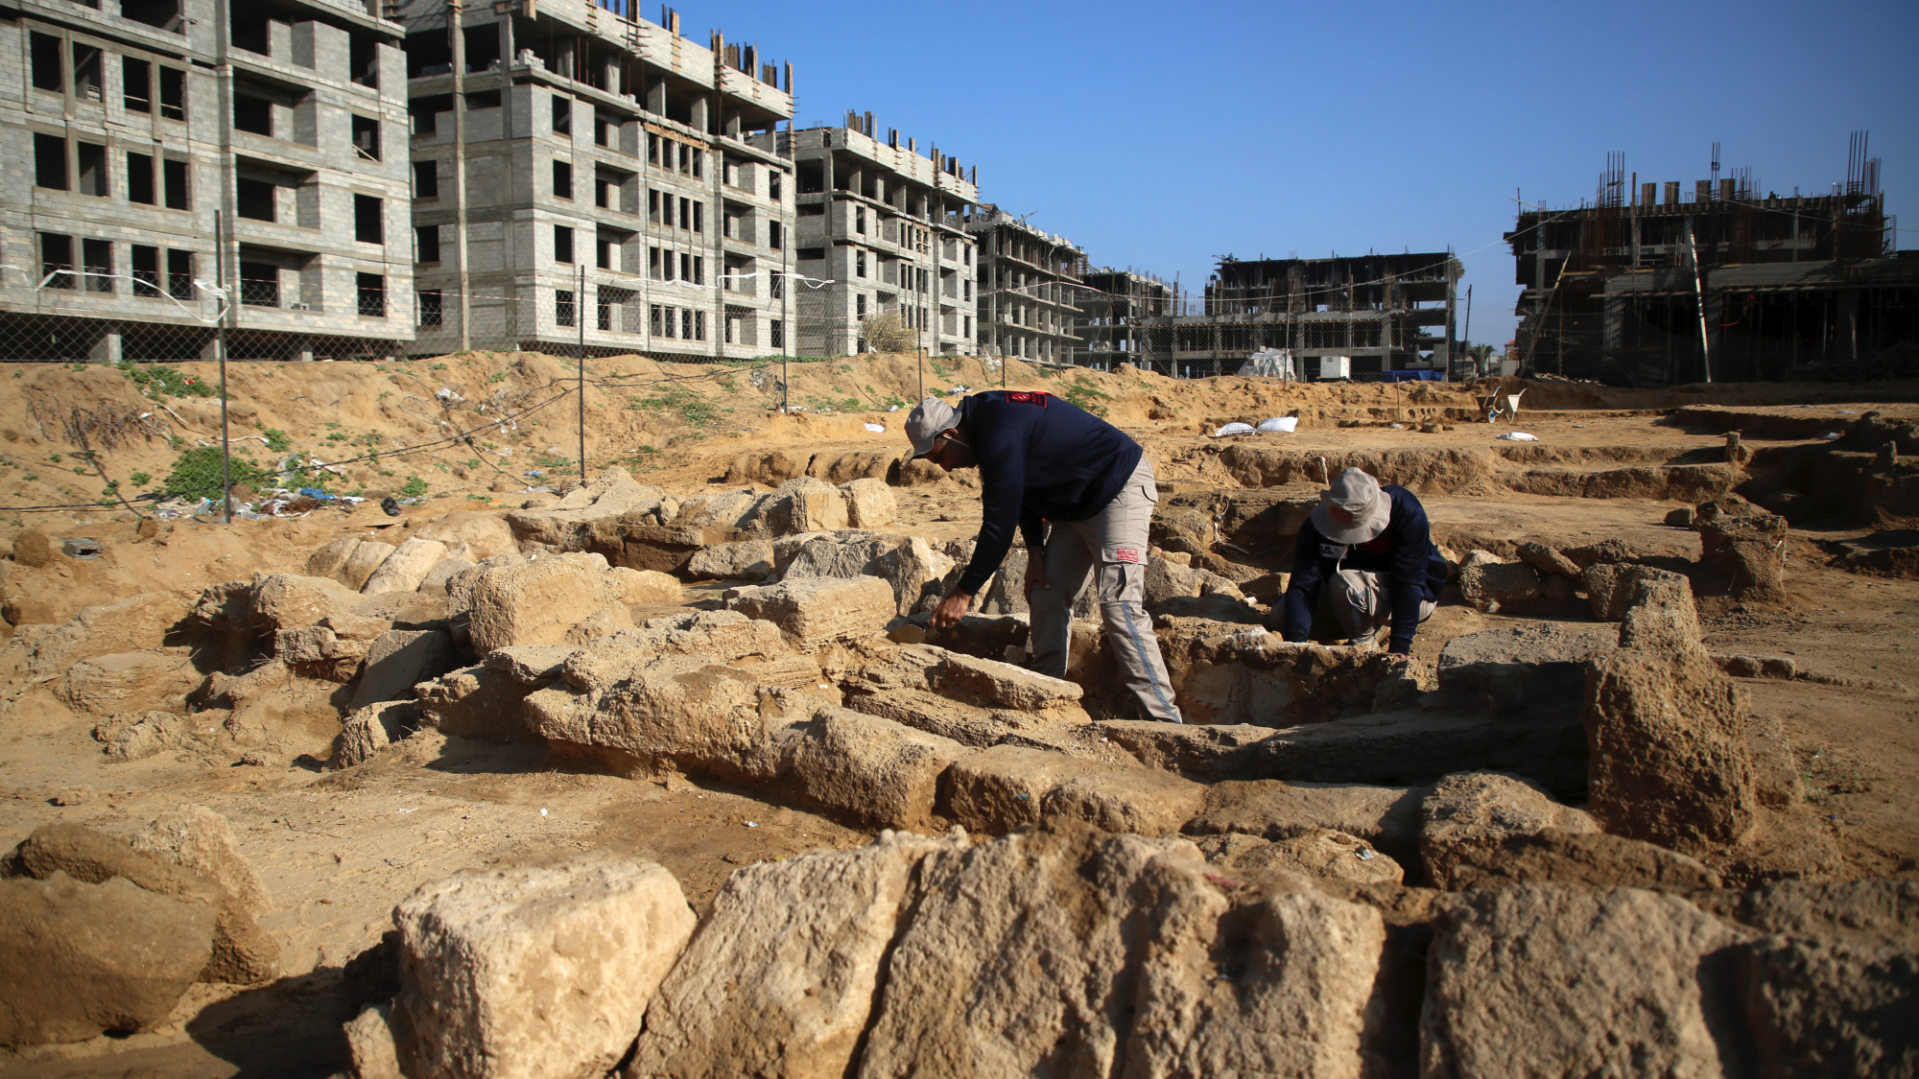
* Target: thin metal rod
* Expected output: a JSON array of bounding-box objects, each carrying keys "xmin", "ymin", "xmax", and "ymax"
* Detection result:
[
  {"xmin": 577, "ymin": 262, "xmax": 586, "ymax": 482},
  {"xmin": 216, "ymin": 210, "xmax": 232, "ymax": 525}
]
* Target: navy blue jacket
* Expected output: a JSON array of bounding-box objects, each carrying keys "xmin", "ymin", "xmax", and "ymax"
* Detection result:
[
  {"xmin": 955, "ymin": 390, "xmax": 1143, "ymax": 594},
  {"xmin": 1279, "ymin": 484, "xmax": 1447, "ymax": 654}
]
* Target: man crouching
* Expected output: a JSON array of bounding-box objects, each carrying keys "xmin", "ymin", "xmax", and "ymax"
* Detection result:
[{"xmin": 1269, "ymin": 467, "xmax": 1447, "ymax": 655}]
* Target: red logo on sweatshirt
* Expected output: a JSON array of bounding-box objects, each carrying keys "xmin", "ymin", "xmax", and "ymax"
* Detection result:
[
  {"xmin": 1006, "ymin": 391, "xmax": 1050, "ymax": 407},
  {"xmin": 1113, "ymin": 546, "xmax": 1141, "ymax": 564}
]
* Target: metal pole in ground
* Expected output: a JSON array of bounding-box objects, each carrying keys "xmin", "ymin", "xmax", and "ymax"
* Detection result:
[
  {"xmin": 217, "ymin": 211, "xmax": 232, "ymax": 525},
  {"xmin": 577, "ymin": 263, "xmax": 586, "ymax": 483}
]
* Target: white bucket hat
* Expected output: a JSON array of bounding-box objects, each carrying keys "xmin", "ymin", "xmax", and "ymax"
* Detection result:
[
  {"xmin": 904, "ymin": 397, "xmax": 959, "ymax": 458},
  {"xmin": 1311, "ymin": 467, "xmax": 1391, "ymax": 544}
]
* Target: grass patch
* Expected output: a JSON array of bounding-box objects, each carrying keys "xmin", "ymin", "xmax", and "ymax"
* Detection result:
[
  {"xmin": 116, "ymin": 361, "xmax": 218, "ymax": 401},
  {"xmin": 630, "ymin": 385, "xmax": 724, "ymax": 428}
]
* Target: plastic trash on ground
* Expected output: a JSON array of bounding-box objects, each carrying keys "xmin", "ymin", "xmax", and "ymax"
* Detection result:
[
  {"xmin": 1255, "ymin": 416, "xmax": 1300, "ymax": 434},
  {"xmin": 864, "ymin": 423, "xmax": 886, "ymax": 433},
  {"xmin": 1212, "ymin": 422, "xmax": 1256, "ymax": 437},
  {"xmin": 1496, "ymin": 432, "xmax": 1539, "ymax": 441},
  {"xmin": 1819, "ymin": 432, "xmax": 1843, "ymax": 441}
]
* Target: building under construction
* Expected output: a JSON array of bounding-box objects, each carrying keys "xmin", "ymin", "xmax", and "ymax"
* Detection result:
[
  {"xmin": 1509, "ymin": 136, "xmax": 1917, "ymax": 385},
  {"xmin": 1069, "ymin": 253, "xmax": 1461, "ymax": 378}
]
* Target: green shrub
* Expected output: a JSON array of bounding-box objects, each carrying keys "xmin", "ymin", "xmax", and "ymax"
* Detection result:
[
  {"xmin": 398, "ymin": 475, "xmax": 428, "ymax": 499},
  {"xmin": 162, "ymin": 447, "xmax": 272, "ymax": 500}
]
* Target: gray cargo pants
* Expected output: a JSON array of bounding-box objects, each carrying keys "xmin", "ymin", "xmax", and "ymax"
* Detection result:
[
  {"xmin": 1313, "ymin": 568, "xmax": 1437, "ymax": 644},
  {"xmin": 1027, "ymin": 457, "xmax": 1183, "ymax": 723}
]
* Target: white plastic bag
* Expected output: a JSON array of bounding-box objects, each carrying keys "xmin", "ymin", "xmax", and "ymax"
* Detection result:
[
  {"xmin": 1212, "ymin": 422, "xmax": 1255, "ymax": 437},
  {"xmin": 1255, "ymin": 416, "xmax": 1299, "ymax": 434},
  {"xmin": 1496, "ymin": 432, "xmax": 1539, "ymax": 441},
  {"xmin": 863, "ymin": 423, "xmax": 885, "ymax": 433}
]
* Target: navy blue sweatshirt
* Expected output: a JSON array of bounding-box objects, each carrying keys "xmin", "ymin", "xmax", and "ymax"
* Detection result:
[
  {"xmin": 1280, "ymin": 484, "xmax": 1447, "ymax": 654},
  {"xmin": 954, "ymin": 390, "xmax": 1143, "ymax": 595}
]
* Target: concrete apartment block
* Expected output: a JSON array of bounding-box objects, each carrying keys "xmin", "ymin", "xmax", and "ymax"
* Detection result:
[
  {"xmin": 754, "ymin": 115, "xmax": 978, "ymax": 357},
  {"xmin": 1077, "ymin": 269, "xmax": 1176, "ymax": 371},
  {"xmin": 966, "ymin": 206, "xmax": 1085, "ymax": 364},
  {"xmin": 400, "ymin": 0, "xmax": 794, "ymax": 360},
  {"xmin": 0, "ymin": 0, "xmax": 413, "ymax": 361}
]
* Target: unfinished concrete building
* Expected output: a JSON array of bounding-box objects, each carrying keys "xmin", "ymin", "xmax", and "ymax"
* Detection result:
[
  {"xmin": 1076, "ymin": 268, "xmax": 1177, "ymax": 371},
  {"xmin": 1509, "ymin": 138, "xmax": 1916, "ymax": 385},
  {"xmin": 1, "ymin": 0, "xmax": 413, "ymax": 360},
  {"xmin": 755, "ymin": 113, "xmax": 977, "ymax": 357},
  {"xmin": 967, "ymin": 207, "xmax": 1086, "ymax": 363},
  {"xmin": 398, "ymin": 2, "xmax": 794, "ymax": 358},
  {"xmin": 1089, "ymin": 254, "xmax": 1460, "ymax": 379}
]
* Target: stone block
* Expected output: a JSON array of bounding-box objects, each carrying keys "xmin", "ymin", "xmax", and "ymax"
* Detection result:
[
  {"xmin": 1435, "ymin": 622, "xmax": 1615, "ymax": 717},
  {"xmin": 1457, "ymin": 554, "xmax": 1543, "ymax": 613},
  {"xmin": 0, "ymin": 874, "xmax": 214, "ymax": 1047},
  {"xmin": 416, "ymin": 664, "xmax": 542, "ymax": 744},
  {"xmin": 525, "ymin": 654, "xmax": 772, "ymax": 781},
  {"xmin": 1439, "ymin": 829, "xmax": 1722, "ymax": 893},
  {"xmin": 784, "ymin": 707, "xmax": 966, "ymax": 831},
  {"xmin": 1192, "ymin": 827, "xmax": 1404, "ymax": 885},
  {"xmin": 1617, "ymin": 570, "xmax": 1704, "ymax": 655},
  {"xmin": 942, "ymin": 744, "xmax": 1203, "ymax": 836},
  {"xmin": 1584, "ymin": 650, "xmax": 1758, "ymax": 855},
  {"xmin": 332, "ymin": 700, "xmax": 422, "ymax": 769},
  {"xmin": 686, "ymin": 539, "xmax": 775, "ymax": 580},
  {"xmin": 1183, "ymin": 779, "xmax": 1425, "ymax": 866},
  {"xmin": 418, "ymin": 558, "xmax": 476, "ymax": 597},
  {"xmin": 631, "ymin": 833, "xmax": 960, "ymax": 1079},
  {"xmin": 931, "ymin": 650, "xmax": 1083, "ymax": 712},
  {"xmin": 1155, "ymin": 622, "xmax": 1405, "ymax": 726},
  {"xmin": 393, "ymin": 854, "xmax": 695, "ymax": 1079},
  {"xmin": 726, "ymin": 575, "xmax": 895, "ymax": 651},
  {"xmin": 609, "ymin": 567, "xmax": 682, "ymax": 606},
  {"xmin": 1416, "ymin": 771, "xmax": 1599, "ymax": 889},
  {"xmin": 348, "ymin": 629, "xmax": 458, "ymax": 712},
  {"xmin": 1699, "ymin": 512, "xmax": 1790, "ymax": 605},
  {"xmin": 251, "ymin": 573, "xmax": 364, "ymax": 633},
  {"xmin": 58, "ymin": 651, "xmax": 198, "ymax": 716},
  {"xmin": 466, "ymin": 558, "xmax": 617, "ymax": 654},
  {"xmin": 361, "ymin": 538, "xmax": 450, "ymax": 595},
  {"xmin": 840, "ymin": 477, "xmax": 897, "ymax": 529},
  {"xmin": 1515, "ymin": 540, "xmax": 1582, "ymax": 577},
  {"xmin": 1421, "ymin": 886, "xmax": 1748, "ymax": 1079},
  {"xmin": 411, "ymin": 511, "xmax": 518, "ymax": 561}
]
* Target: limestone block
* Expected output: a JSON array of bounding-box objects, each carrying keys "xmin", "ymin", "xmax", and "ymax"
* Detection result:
[
  {"xmin": 1699, "ymin": 512, "xmax": 1790, "ymax": 605},
  {"xmin": 609, "ymin": 567, "xmax": 682, "ymax": 606},
  {"xmin": 250, "ymin": 573, "xmax": 365, "ymax": 633},
  {"xmin": 525, "ymin": 654, "xmax": 770, "ymax": 780},
  {"xmin": 411, "ymin": 510, "xmax": 518, "ymax": 560},
  {"xmin": 1515, "ymin": 540, "xmax": 1582, "ymax": 578},
  {"xmin": 132, "ymin": 805, "xmax": 272, "ymax": 919},
  {"xmin": 554, "ymin": 611, "xmax": 786, "ymax": 694},
  {"xmin": 726, "ymin": 575, "xmax": 895, "ymax": 651},
  {"xmin": 1184, "ymin": 779, "xmax": 1425, "ymax": 865},
  {"xmin": 276, "ymin": 625, "xmax": 372, "ymax": 682},
  {"xmin": 308, "ymin": 537, "xmax": 383, "ymax": 588},
  {"xmin": 685, "ymin": 539, "xmax": 775, "ymax": 580},
  {"xmin": 102, "ymin": 711, "xmax": 188, "ymax": 761},
  {"xmin": 58, "ymin": 651, "xmax": 198, "ymax": 716},
  {"xmin": 1434, "ymin": 622, "xmax": 1614, "ymax": 717},
  {"xmin": 1582, "ymin": 562, "xmax": 1674, "ymax": 621},
  {"xmin": 1155, "ymin": 622, "xmax": 1406, "ymax": 726},
  {"xmin": 1715, "ymin": 879, "xmax": 1919, "ymax": 950},
  {"xmin": 931, "ymin": 650, "xmax": 1083, "ymax": 712},
  {"xmin": 943, "ymin": 744, "xmax": 1203, "ymax": 836},
  {"xmin": 773, "ymin": 476, "xmax": 850, "ymax": 534},
  {"xmin": 505, "ymin": 467, "xmax": 666, "ymax": 549},
  {"xmin": 339, "ymin": 541, "xmax": 400, "ymax": 591},
  {"xmin": 1439, "ymin": 829, "xmax": 1722, "ymax": 893},
  {"xmin": 1617, "ymin": 570, "xmax": 1705, "ymax": 655},
  {"xmin": 361, "ymin": 539, "xmax": 450, "ymax": 595},
  {"xmin": 840, "ymin": 476, "xmax": 897, "ymax": 529},
  {"xmin": 1421, "ymin": 885, "xmax": 1748, "ymax": 1078},
  {"xmin": 1418, "ymin": 771, "xmax": 1597, "ymax": 889},
  {"xmin": 784, "ymin": 707, "xmax": 966, "ymax": 830},
  {"xmin": 393, "ymin": 854, "xmax": 695, "ymax": 1079},
  {"xmin": 869, "ymin": 536, "xmax": 954, "ymax": 616},
  {"xmin": 418, "ymin": 558, "xmax": 476, "ymax": 597},
  {"xmin": 348, "ymin": 629, "xmax": 458, "ymax": 712},
  {"xmin": 631, "ymin": 833, "xmax": 960, "ymax": 1079},
  {"xmin": 1192, "ymin": 828, "xmax": 1405, "ymax": 885},
  {"xmin": 466, "ymin": 558, "xmax": 617, "ymax": 654},
  {"xmin": 1457, "ymin": 554, "xmax": 1543, "ymax": 613},
  {"xmin": 332, "ymin": 700, "xmax": 421, "ymax": 769},
  {"xmin": 346, "ymin": 1002, "xmax": 405, "ymax": 1079},
  {"xmin": 0, "ymin": 592, "xmax": 191, "ymax": 686},
  {"xmin": 1584, "ymin": 650, "xmax": 1758, "ymax": 855},
  {"xmin": 0, "ymin": 874, "xmax": 215, "ymax": 1046},
  {"xmin": 1736, "ymin": 936, "xmax": 1919, "ymax": 1076},
  {"xmin": 416, "ymin": 665, "xmax": 541, "ymax": 744}
]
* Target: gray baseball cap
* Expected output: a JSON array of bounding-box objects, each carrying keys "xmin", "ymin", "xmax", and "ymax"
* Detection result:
[
  {"xmin": 904, "ymin": 396, "xmax": 959, "ymax": 458},
  {"xmin": 1311, "ymin": 467, "xmax": 1391, "ymax": 544}
]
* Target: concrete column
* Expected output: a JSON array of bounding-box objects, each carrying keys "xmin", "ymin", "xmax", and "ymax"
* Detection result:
[
  {"xmin": 690, "ymin": 95, "xmax": 708, "ymax": 133},
  {"xmin": 89, "ymin": 330, "xmax": 123, "ymax": 363},
  {"xmin": 646, "ymin": 78, "xmax": 666, "ymax": 114}
]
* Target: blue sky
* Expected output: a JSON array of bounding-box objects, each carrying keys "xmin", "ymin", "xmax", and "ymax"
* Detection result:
[{"xmin": 697, "ymin": 0, "xmax": 1916, "ymax": 350}]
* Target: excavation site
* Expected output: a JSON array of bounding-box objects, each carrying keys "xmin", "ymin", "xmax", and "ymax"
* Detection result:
[{"xmin": 0, "ymin": 351, "xmax": 1913, "ymax": 1077}]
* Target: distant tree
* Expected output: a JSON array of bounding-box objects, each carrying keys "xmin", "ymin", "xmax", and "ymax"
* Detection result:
[{"xmin": 860, "ymin": 311, "xmax": 915, "ymax": 353}]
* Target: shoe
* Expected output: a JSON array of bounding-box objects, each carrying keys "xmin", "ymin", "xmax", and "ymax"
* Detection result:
[{"xmin": 1344, "ymin": 636, "xmax": 1377, "ymax": 651}]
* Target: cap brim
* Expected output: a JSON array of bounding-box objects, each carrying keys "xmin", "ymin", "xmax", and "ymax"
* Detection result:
[{"xmin": 1312, "ymin": 496, "xmax": 1390, "ymax": 545}]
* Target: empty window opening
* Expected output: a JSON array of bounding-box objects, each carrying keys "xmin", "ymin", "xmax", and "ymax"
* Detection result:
[
  {"xmin": 30, "ymin": 33, "xmax": 63, "ymax": 92},
  {"xmin": 349, "ymin": 33, "xmax": 378, "ymax": 87},
  {"xmin": 357, "ymin": 273, "xmax": 387, "ymax": 317},
  {"xmin": 77, "ymin": 142, "xmax": 108, "ymax": 196},
  {"xmin": 76, "ymin": 242, "xmax": 114, "ymax": 290},
  {"xmin": 464, "ymin": 89, "xmax": 501, "ymax": 110},
  {"xmin": 692, "ymin": 202, "xmax": 703, "ymax": 233},
  {"xmin": 414, "ymin": 160, "xmax": 439, "ymax": 198},
  {"xmin": 123, "ymin": 58, "xmax": 152, "ymax": 112},
  {"xmin": 40, "ymin": 234, "xmax": 75, "ymax": 289},
  {"xmin": 597, "ymin": 292, "xmax": 614, "ymax": 331},
  {"xmin": 163, "ymin": 158, "xmax": 190, "ymax": 209},
  {"xmin": 354, "ymin": 195, "xmax": 383, "ymax": 244},
  {"xmin": 554, "ymin": 225, "xmax": 574, "ymax": 263},
  {"xmin": 856, "ymin": 251, "xmax": 867, "ymax": 278},
  {"xmin": 166, "ymin": 250, "xmax": 193, "ymax": 299},
  {"xmin": 463, "ymin": 25, "xmax": 500, "ymax": 73},
  {"xmin": 556, "ymin": 289, "xmax": 576, "ymax": 327},
  {"xmin": 553, "ymin": 160, "xmax": 573, "ymax": 199},
  {"xmin": 594, "ymin": 114, "xmax": 611, "ymax": 147},
  {"xmin": 351, "ymin": 115, "xmax": 380, "ymax": 161},
  {"xmin": 132, "ymin": 245, "xmax": 162, "ymax": 297},
  {"xmin": 404, "ymin": 30, "xmax": 452, "ymax": 77},
  {"xmin": 410, "ymin": 94, "xmax": 451, "ymax": 135},
  {"xmin": 417, "ymin": 289, "xmax": 443, "ymax": 326},
  {"xmin": 236, "ymin": 177, "xmax": 276, "ymax": 221},
  {"xmin": 230, "ymin": 14, "xmax": 271, "ymax": 56},
  {"xmin": 798, "ymin": 247, "xmax": 825, "ymax": 262},
  {"xmin": 769, "ymin": 221, "xmax": 782, "ymax": 249},
  {"xmin": 72, "ymin": 45, "xmax": 102, "ymax": 101},
  {"xmin": 239, "ymin": 260, "xmax": 278, "ymax": 306},
  {"xmin": 552, "ymin": 97, "xmax": 572, "ymax": 134},
  {"xmin": 127, "ymin": 152, "xmax": 156, "ymax": 204},
  {"xmin": 856, "ymin": 207, "xmax": 866, "ymax": 234},
  {"xmin": 596, "ymin": 236, "xmax": 612, "ymax": 269},
  {"xmin": 416, "ymin": 225, "xmax": 441, "ymax": 263},
  {"xmin": 158, "ymin": 67, "xmax": 185, "ymax": 120},
  {"xmin": 233, "ymin": 92, "xmax": 273, "ymax": 136},
  {"xmin": 34, "ymin": 134, "xmax": 68, "ymax": 190},
  {"xmin": 120, "ymin": 0, "xmax": 182, "ymax": 31},
  {"xmin": 770, "ymin": 318, "xmax": 783, "ymax": 349}
]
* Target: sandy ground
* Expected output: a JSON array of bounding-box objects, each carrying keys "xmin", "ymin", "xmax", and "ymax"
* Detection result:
[{"xmin": 0, "ymin": 356, "xmax": 1916, "ymax": 1077}]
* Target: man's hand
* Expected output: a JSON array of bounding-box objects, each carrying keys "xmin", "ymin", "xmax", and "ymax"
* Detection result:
[
  {"xmin": 930, "ymin": 589, "xmax": 973, "ymax": 630},
  {"xmin": 1023, "ymin": 558, "xmax": 1049, "ymax": 599}
]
